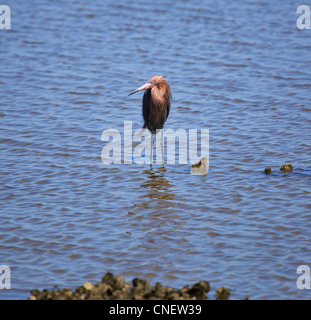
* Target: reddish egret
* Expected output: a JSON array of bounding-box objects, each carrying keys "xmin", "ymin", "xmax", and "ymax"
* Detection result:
[{"xmin": 129, "ymin": 76, "xmax": 172, "ymax": 164}]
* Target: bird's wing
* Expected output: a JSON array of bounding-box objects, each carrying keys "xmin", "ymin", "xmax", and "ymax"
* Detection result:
[
  {"xmin": 166, "ymin": 91, "xmax": 172, "ymax": 120},
  {"xmin": 142, "ymin": 89, "xmax": 151, "ymax": 128}
]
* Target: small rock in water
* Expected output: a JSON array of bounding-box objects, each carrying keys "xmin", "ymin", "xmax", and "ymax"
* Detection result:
[
  {"xmin": 191, "ymin": 157, "xmax": 208, "ymax": 175},
  {"xmin": 83, "ymin": 282, "xmax": 93, "ymax": 291},
  {"xmin": 280, "ymin": 164, "xmax": 293, "ymax": 172},
  {"xmin": 215, "ymin": 286, "xmax": 230, "ymax": 300},
  {"xmin": 264, "ymin": 167, "xmax": 271, "ymax": 174}
]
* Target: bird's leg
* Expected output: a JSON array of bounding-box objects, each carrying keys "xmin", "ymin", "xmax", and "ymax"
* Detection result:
[
  {"xmin": 161, "ymin": 129, "xmax": 164, "ymax": 165},
  {"xmin": 150, "ymin": 132, "xmax": 153, "ymax": 164}
]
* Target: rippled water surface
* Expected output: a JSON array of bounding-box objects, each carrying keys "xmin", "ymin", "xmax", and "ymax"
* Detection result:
[{"xmin": 1, "ymin": 0, "xmax": 311, "ymax": 299}]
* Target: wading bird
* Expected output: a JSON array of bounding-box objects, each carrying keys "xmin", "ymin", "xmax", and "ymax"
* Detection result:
[{"xmin": 129, "ymin": 76, "xmax": 172, "ymax": 164}]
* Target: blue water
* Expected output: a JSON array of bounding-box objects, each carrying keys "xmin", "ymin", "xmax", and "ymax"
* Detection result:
[{"xmin": 0, "ymin": 0, "xmax": 311, "ymax": 299}]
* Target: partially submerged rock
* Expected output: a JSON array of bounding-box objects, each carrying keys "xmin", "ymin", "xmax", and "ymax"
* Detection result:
[
  {"xmin": 264, "ymin": 167, "xmax": 271, "ymax": 174},
  {"xmin": 29, "ymin": 272, "xmax": 230, "ymax": 300},
  {"xmin": 263, "ymin": 164, "xmax": 294, "ymax": 174},
  {"xmin": 215, "ymin": 286, "xmax": 230, "ymax": 300},
  {"xmin": 280, "ymin": 164, "xmax": 293, "ymax": 172},
  {"xmin": 191, "ymin": 157, "xmax": 208, "ymax": 175}
]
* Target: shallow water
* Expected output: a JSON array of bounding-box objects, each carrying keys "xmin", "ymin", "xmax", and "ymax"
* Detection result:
[{"xmin": 1, "ymin": 0, "xmax": 311, "ymax": 299}]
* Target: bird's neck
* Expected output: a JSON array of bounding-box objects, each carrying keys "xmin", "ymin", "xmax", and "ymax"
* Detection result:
[{"xmin": 151, "ymin": 85, "xmax": 165, "ymax": 108}]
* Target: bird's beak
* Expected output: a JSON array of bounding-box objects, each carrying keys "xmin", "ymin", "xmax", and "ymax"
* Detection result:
[{"xmin": 128, "ymin": 82, "xmax": 152, "ymax": 96}]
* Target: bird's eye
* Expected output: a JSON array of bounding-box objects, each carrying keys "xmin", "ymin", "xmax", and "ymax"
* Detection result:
[{"xmin": 150, "ymin": 81, "xmax": 154, "ymax": 84}]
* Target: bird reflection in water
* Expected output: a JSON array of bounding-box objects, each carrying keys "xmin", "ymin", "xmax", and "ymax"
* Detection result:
[
  {"xmin": 128, "ymin": 165, "xmax": 182, "ymax": 255},
  {"xmin": 125, "ymin": 166, "xmax": 185, "ymax": 278},
  {"xmin": 129, "ymin": 166, "xmax": 176, "ymax": 217},
  {"xmin": 141, "ymin": 166, "xmax": 175, "ymax": 203}
]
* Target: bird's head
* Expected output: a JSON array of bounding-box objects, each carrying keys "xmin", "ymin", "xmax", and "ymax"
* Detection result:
[{"xmin": 128, "ymin": 76, "xmax": 165, "ymax": 96}]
